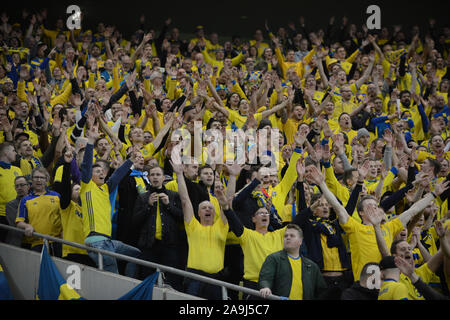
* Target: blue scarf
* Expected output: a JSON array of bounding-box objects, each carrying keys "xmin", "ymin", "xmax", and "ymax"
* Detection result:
[
  {"xmin": 0, "ymin": 161, "xmax": 11, "ymax": 169},
  {"xmin": 130, "ymin": 169, "xmax": 147, "ymax": 178},
  {"xmin": 310, "ymin": 217, "xmax": 341, "ymax": 248}
]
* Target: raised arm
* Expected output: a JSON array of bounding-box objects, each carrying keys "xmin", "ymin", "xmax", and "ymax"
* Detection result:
[
  {"xmin": 397, "ymin": 179, "xmax": 450, "ymax": 227},
  {"xmin": 365, "ymin": 204, "xmax": 390, "ymax": 257},
  {"xmin": 130, "ymin": 33, "xmax": 153, "ymax": 65},
  {"xmin": 305, "ymin": 164, "xmax": 350, "ymax": 225},
  {"xmin": 171, "ymin": 159, "xmax": 194, "ymax": 223},
  {"xmin": 80, "ymin": 119, "xmax": 99, "ymax": 184},
  {"xmin": 355, "ymin": 52, "xmax": 375, "ymax": 89},
  {"xmin": 150, "ymin": 113, "xmax": 175, "ymax": 155},
  {"xmin": 260, "ymin": 99, "xmax": 289, "ymax": 119}
]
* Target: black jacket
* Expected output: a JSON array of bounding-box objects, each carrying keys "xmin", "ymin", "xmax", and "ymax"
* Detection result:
[
  {"xmin": 341, "ymin": 282, "xmax": 379, "ymax": 300},
  {"xmin": 132, "ymin": 187, "xmax": 184, "ymax": 249},
  {"xmin": 117, "ymin": 170, "xmax": 149, "ymax": 246}
]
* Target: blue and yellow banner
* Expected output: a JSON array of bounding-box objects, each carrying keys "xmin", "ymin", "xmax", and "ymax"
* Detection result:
[
  {"xmin": 36, "ymin": 245, "xmax": 84, "ymax": 300},
  {"xmin": 35, "ymin": 244, "xmax": 159, "ymax": 300},
  {"xmin": 118, "ymin": 272, "xmax": 159, "ymax": 300}
]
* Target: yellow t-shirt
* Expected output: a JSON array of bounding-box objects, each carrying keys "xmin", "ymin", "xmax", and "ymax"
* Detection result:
[
  {"xmin": 80, "ymin": 180, "xmax": 112, "ymax": 239},
  {"xmin": 283, "ymin": 118, "xmax": 302, "ymax": 146},
  {"xmin": 239, "ymin": 227, "xmax": 285, "ymax": 282},
  {"xmin": 61, "ymin": 201, "xmax": 89, "ymax": 257},
  {"xmin": 400, "ymin": 262, "xmax": 440, "ymax": 300},
  {"xmin": 184, "ymin": 217, "xmax": 229, "ymax": 274},
  {"xmin": 378, "ymin": 280, "xmax": 409, "ymax": 300},
  {"xmin": 321, "ymin": 234, "xmax": 346, "ymax": 272},
  {"xmin": 16, "ymin": 191, "xmax": 62, "ymax": 247},
  {"xmin": 288, "ymin": 255, "xmax": 303, "ymax": 300},
  {"xmin": 0, "ymin": 165, "xmax": 22, "ymax": 216},
  {"xmin": 341, "ymin": 217, "xmax": 403, "ymax": 281},
  {"xmin": 155, "ymin": 199, "xmax": 162, "ymax": 240}
]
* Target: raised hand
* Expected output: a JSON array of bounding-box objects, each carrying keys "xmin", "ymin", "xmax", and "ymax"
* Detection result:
[
  {"xmin": 364, "ymin": 203, "xmax": 384, "ymax": 226},
  {"xmin": 357, "ymin": 159, "xmax": 370, "ymax": 182},
  {"xmin": 434, "ymin": 220, "xmax": 449, "ymax": 239},
  {"xmin": 394, "ymin": 256, "xmax": 416, "ymax": 280},
  {"xmin": 294, "ymin": 125, "xmax": 309, "ymax": 147},
  {"xmin": 305, "ymin": 164, "xmax": 324, "ymax": 186},
  {"xmin": 434, "ymin": 179, "xmax": 450, "ymax": 197},
  {"xmin": 226, "ymin": 162, "xmax": 244, "ymax": 177},
  {"xmin": 383, "ymin": 128, "xmax": 393, "ymax": 146},
  {"xmin": 216, "ymin": 187, "xmax": 231, "ymax": 210},
  {"xmin": 294, "ymin": 156, "xmax": 306, "ymax": 182}
]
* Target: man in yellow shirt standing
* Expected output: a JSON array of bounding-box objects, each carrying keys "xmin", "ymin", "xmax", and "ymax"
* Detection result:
[{"xmin": 171, "ymin": 157, "xmax": 229, "ymax": 300}]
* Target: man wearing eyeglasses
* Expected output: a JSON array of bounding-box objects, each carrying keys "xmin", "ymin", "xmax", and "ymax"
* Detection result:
[
  {"xmin": 16, "ymin": 168, "xmax": 63, "ymax": 256},
  {"xmin": 5, "ymin": 176, "xmax": 30, "ymax": 247}
]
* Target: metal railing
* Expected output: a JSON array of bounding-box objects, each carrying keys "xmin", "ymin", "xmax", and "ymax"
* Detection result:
[{"xmin": 0, "ymin": 223, "xmax": 281, "ymax": 300}]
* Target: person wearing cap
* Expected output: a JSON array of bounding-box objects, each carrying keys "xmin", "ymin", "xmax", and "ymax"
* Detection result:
[
  {"xmin": 189, "ymin": 25, "xmax": 207, "ymax": 49},
  {"xmin": 356, "ymin": 128, "xmax": 371, "ymax": 151},
  {"xmin": 378, "ymin": 255, "xmax": 409, "ymax": 300}
]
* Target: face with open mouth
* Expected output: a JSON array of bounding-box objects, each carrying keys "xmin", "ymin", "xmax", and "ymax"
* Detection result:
[
  {"xmin": 198, "ymin": 201, "xmax": 215, "ymax": 225},
  {"xmin": 394, "ymin": 240, "xmax": 414, "ymax": 267},
  {"xmin": 312, "ymin": 196, "xmax": 330, "ymax": 219},
  {"xmin": 252, "ymin": 208, "xmax": 270, "ymax": 228}
]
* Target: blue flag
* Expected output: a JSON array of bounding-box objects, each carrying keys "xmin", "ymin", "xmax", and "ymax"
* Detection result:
[
  {"xmin": 35, "ymin": 244, "xmax": 159, "ymax": 300},
  {"xmin": 0, "ymin": 264, "xmax": 13, "ymax": 300},
  {"xmin": 118, "ymin": 272, "xmax": 159, "ymax": 300},
  {"xmin": 36, "ymin": 245, "xmax": 85, "ymax": 300}
]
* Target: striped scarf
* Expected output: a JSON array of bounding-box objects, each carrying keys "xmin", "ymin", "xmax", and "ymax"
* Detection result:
[{"xmin": 310, "ymin": 217, "xmax": 340, "ymax": 248}]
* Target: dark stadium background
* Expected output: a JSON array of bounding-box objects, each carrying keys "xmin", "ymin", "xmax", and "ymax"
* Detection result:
[{"xmin": 3, "ymin": 0, "xmax": 449, "ymax": 40}]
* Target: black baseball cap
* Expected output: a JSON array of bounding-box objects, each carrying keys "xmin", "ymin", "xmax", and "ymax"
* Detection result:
[{"xmin": 379, "ymin": 256, "xmax": 397, "ymax": 270}]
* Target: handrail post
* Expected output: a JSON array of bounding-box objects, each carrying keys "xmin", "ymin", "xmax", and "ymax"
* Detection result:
[
  {"xmin": 98, "ymin": 252, "xmax": 104, "ymax": 271},
  {"xmin": 157, "ymin": 269, "xmax": 163, "ymax": 286},
  {"xmin": 43, "ymin": 239, "xmax": 49, "ymax": 252},
  {"xmin": 221, "ymin": 286, "xmax": 228, "ymax": 300}
]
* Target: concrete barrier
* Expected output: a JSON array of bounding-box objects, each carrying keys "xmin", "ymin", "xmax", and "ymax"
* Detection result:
[{"xmin": 0, "ymin": 243, "xmax": 202, "ymax": 300}]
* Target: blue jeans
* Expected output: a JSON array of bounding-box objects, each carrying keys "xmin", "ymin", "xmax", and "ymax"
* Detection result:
[{"xmin": 87, "ymin": 239, "xmax": 141, "ymax": 275}]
